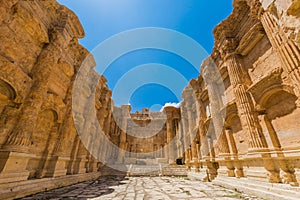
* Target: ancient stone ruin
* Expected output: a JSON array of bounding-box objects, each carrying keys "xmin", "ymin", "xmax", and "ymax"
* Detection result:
[{"xmin": 0, "ymin": 0, "xmax": 300, "ymax": 199}]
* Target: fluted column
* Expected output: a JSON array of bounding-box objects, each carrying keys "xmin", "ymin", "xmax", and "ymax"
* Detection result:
[{"xmin": 226, "ymin": 53, "xmax": 268, "ymax": 151}]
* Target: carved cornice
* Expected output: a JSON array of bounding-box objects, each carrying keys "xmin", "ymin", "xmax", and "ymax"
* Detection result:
[
  {"xmin": 213, "ymin": 0, "xmax": 249, "ymax": 55},
  {"xmin": 219, "ymin": 38, "xmax": 239, "ymax": 59},
  {"xmin": 247, "ymin": 67, "xmax": 284, "ymax": 103},
  {"xmin": 236, "ymin": 22, "xmax": 265, "ymax": 56}
]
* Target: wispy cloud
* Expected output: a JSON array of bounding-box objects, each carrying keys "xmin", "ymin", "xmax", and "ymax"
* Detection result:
[{"xmin": 160, "ymin": 102, "xmax": 181, "ymax": 111}]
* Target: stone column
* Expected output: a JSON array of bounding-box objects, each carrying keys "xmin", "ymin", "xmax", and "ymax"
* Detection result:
[
  {"xmin": 205, "ymin": 137, "xmax": 218, "ymax": 181},
  {"xmin": 164, "ymin": 106, "xmax": 176, "ymax": 164},
  {"xmin": 201, "ymin": 60, "xmax": 225, "ymax": 142},
  {"xmin": 180, "ymin": 105, "xmax": 190, "ymax": 165},
  {"xmin": 194, "ymin": 89, "xmax": 209, "ymax": 163},
  {"xmin": 116, "ymin": 105, "xmax": 130, "ymax": 163},
  {"xmin": 190, "ymin": 82, "xmax": 204, "ymax": 166},
  {"xmin": 176, "ymin": 119, "xmax": 184, "ymax": 160},
  {"xmin": 225, "ymin": 52, "xmax": 268, "ymax": 151},
  {"xmin": 225, "ymin": 129, "xmax": 238, "ymax": 156},
  {"xmin": 258, "ymin": 113, "xmax": 281, "ymax": 150},
  {"xmin": 186, "ymin": 99, "xmax": 199, "ymax": 170}
]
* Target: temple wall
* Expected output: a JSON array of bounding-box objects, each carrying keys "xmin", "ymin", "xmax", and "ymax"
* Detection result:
[
  {"xmin": 182, "ymin": 0, "xmax": 300, "ymax": 185},
  {"xmin": 0, "ymin": 0, "xmax": 300, "ymax": 198},
  {"xmin": 0, "ymin": 1, "xmax": 114, "ymax": 198}
]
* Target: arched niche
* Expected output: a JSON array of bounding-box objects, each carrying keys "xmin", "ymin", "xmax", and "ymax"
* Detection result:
[
  {"xmin": 260, "ymin": 89, "xmax": 297, "ymax": 120},
  {"xmin": 225, "ymin": 103, "xmax": 247, "ymax": 155},
  {"xmin": 0, "ymin": 79, "xmax": 17, "ymax": 113},
  {"xmin": 0, "ymin": 79, "xmax": 20, "ymax": 146},
  {"xmin": 259, "ymin": 88, "xmax": 299, "ymax": 149}
]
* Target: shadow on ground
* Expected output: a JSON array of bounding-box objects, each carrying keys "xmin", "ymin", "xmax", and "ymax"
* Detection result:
[{"xmin": 20, "ymin": 175, "xmax": 129, "ymax": 200}]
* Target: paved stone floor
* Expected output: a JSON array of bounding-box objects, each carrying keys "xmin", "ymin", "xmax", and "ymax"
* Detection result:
[{"xmin": 22, "ymin": 176, "xmax": 262, "ymax": 200}]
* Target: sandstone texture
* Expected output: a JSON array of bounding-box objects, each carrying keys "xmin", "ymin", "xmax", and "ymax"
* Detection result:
[{"xmin": 0, "ymin": 0, "xmax": 300, "ymax": 199}]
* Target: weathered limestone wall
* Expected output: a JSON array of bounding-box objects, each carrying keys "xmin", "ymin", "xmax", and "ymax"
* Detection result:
[
  {"xmin": 0, "ymin": 1, "xmax": 114, "ymax": 199},
  {"xmin": 1, "ymin": 0, "xmax": 300, "ymax": 198},
  {"xmin": 113, "ymin": 106, "xmax": 181, "ymax": 164},
  {"xmin": 182, "ymin": 0, "xmax": 300, "ymax": 186}
]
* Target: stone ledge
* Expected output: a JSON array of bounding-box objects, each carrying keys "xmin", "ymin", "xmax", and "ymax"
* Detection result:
[
  {"xmin": 212, "ymin": 176, "xmax": 300, "ymax": 200},
  {"xmin": 0, "ymin": 172, "xmax": 101, "ymax": 200}
]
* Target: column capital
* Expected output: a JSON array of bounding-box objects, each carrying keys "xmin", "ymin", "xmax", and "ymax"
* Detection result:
[
  {"xmin": 201, "ymin": 58, "xmax": 221, "ymax": 84},
  {"xmin": 249, "ymin": 0, "xmax": 264, "ymax": 19},
  {"xmin": 220, "ymin": 38, "xmax": 239, "ymax": 60}
]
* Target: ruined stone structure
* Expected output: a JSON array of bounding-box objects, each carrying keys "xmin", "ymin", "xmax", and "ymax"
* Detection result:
[
  {"xmin": 0, "ymin": 0, "xmax": 300, "ymax": 199},
  {"xmin": 0, "ymin": 1, "xmax": 115, "ymax": 198},
  {"xmin": 182, "ymin": 0, "xmax": 300, "ymax": 186}
]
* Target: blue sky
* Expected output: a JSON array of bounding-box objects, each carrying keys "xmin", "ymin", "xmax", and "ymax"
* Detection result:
[{"xmin": 57, "ymin": 0, "xmax": 233, "ymax": 112}]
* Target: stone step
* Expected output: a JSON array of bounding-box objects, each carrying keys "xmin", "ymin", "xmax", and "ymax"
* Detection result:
[
  {"xmin": 128, "ymin": 165, "xmax": 162, "ymax": 176},
  {"xmin": 162, "ymin": 165, "xmax": 188, "ymax": 176},
  {"xmin": 213, "ymin": 177, "xmax": 300, "ymax": 200}
]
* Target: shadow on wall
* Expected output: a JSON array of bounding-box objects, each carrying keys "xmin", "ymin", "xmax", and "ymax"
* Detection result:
[{"xmin": 20, "ymin": 176, "xmax": 128, "ymax": 199}]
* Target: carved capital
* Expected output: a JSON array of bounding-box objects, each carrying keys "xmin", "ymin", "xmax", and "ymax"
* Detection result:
[
  {"xmin": 201, "ymin": 58, "xmax": 221, "ymax": 84},
  {"xmin": 249, "ymin": 0, "xmax": 264, "ymax": 19},
  {"xmin": 220, "ymin": 38, "xmax": 239, "ymax": 59}
]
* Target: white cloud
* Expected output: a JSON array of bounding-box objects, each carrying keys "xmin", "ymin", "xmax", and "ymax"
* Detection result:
[{"xmin": 160, "ymin": 102, "xmax": 181, "ymax": 112}]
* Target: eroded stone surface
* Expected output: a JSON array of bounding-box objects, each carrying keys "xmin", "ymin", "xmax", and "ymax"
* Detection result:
[
  {"xmin": 1, "ymin": 0, "xmax": 300, "ymax": 199},
  {"xmin": 23, "ymin": 176, "xmax": 262, "ymax": 200}
]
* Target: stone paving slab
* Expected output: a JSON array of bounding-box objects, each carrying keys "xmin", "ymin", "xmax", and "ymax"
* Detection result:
[{"xmin": 21, "ymin": 176, "xmax": 263, "ymax": 200}]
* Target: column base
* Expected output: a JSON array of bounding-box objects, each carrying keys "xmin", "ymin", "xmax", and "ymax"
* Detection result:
[
  {"xmin": 235, "ymin": 168, "xmax": 245, "ymax": 178},
  {"xmin": 76, "ymin": 158, "xmax": 88, "ymax": 174},
  {"xmin": 0, "ymin": 151, "xmax": 33, "ymax": 183},
  {"xmin": 88, "ymin": 160, "xmax": 99, "ymax": 173},
  {"xmin": 38, "ymin": 156, "xmax": 68, "ymax": 178},
  {"xmin": 189, "ymin": 160, "xmax": 200, "ymax": 172}
]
